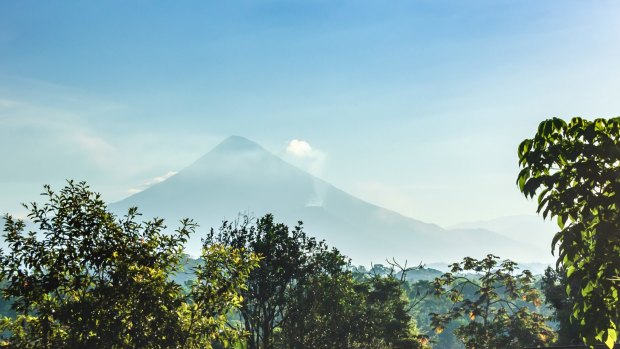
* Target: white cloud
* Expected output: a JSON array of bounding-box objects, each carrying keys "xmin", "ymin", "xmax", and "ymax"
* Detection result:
[
  {"xmin": 286, "ymin": 139, "xmax": 314, "ymax": 158},
  {"xmin": 127, "ymin": 171, "xmax": 177, "ymax": 194},
  {"xmin": 284, "ymin": 139, "xmax": 326, "ymax": 176}
]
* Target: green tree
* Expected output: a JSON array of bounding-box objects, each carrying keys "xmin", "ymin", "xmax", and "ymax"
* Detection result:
[
  {"xmin": 206, "ymin": 214, "xmax": 328, "ymax": 349},
  {"xmin": 0, "ymin": 181, "xmax": 257, "ymax": 349},
  {"xmin": 353, "ymin": 274, "xmax": 427, "ymax": 349},
  {"xmin": 541, "ymin": 266, "xmax": 582, "ymax": 345},
  {"xmin": 274, "ymin": 251, "xmax": 357, "ymax": 349},
  {"xmin": 518, "ymin": 117, "xmax": 620, "ymax": 348},
  {"xmin": 181, "ymin": 244, "xmax": 259, "ymax": 348},
  {"xmin": 207, "ymin": 214, "xmax": 428, "ymax": 349},
  {"xmin": 278, "ymin": 264, "xmax": 427, "ymax": 349},
  {"xmin": 430, "ymin": 255, "xmax": 555, "ymax": 349}
]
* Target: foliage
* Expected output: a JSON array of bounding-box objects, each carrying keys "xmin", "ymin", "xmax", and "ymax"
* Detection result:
[
  {"xmin": 430, "ymin": 254, "xmax": 555, "ymax": 349},
  {"xmin": 273, "ymin": 246, "xmax": 355, "ymax": 349},
  {"xmin": 407, "ymin": 279, "xmax": 464, "ymax": 349},
  {"xmin": 518, "ymin": 117, "xmax": 620, "ymax": 347},
  {"xmin": 278, "ymin": 266, "xmax": 428, "ymax": 349},
  {"xmin": 207, "ymin": 214, "xmax": 428, "ymax": 349},
  {"xmin": 0, "ymin": 181, "xmax": 258, "ymax": 349},
  {"xmin": 352, "ymin": 275, "xmax": 428, "ymax": 349},
  {"xmin": 541, "ymin": 266, "xmax": 582, "ymax": 345},
  {"xmin": 206, "ymin": 214, "xmax": 334, "ymax": 349},
  {"xmin": 180, "ymin": 244, "xmax": 259, "ymax": 348}
]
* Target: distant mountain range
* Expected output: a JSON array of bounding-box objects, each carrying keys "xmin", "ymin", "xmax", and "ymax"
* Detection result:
[{"xmin": 110, "ymin": 136, "xmax": 552, "ymax": 265}]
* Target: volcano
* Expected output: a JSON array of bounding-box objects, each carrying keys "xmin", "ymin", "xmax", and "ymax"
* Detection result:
[{"xmin": 111, "ymin": 136, "xmax": 548, "ymax": 264}]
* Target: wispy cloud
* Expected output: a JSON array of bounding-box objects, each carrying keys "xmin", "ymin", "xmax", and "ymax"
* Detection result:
[
  {"xmin": 0, "ymin": 99, "xmax": 18, "ymax": 108},
  {"xmin": 1, "ymin": 110, "xmax": 118, "ymax": 172},
  {"xmin": 72, "ymin": 132, "xmax": 117, "ymax": 167},
  {"xmin": 0, "ymin": 77, "xmax": 223, "ymax": 207},
  {"xmin": 127, "ymin": 171, "xmax": 178, "ymax": 194}
]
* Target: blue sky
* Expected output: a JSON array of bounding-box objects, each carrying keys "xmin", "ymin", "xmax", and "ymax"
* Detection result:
[{"xmin": 1, "ymin": 1, "xmax": 619, "ymax": 226}]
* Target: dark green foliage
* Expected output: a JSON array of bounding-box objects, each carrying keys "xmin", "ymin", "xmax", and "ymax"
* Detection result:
[
  {"xmin": 352, "ymin": 275, "xmax": 426, "ymax": 349},
  {"xmin": 430, "ymin": 255, "xmax": 555, "ymax": 349},
  {"xmin": 275, "ymin": 264, "xmax": 357, "ymax": 349},
  {"xmin": 518, "ymin": 117, "xmax": 620, "ymax": 347},
  {"xmin": 271, "ymin": 256, "xmax": 429, "ymax": 349},
  {"xmin": 206, "ymin": 214, "xmax": 335, "ymax": 349},
  {"xmin": 541, "ymin": 266, "xmax": 582, "ymax": 345},
  {"xmin": 207, "ymin": 214, "xmax": 428, "ymax": 349},
  {"xmin": 282, "ymin": 271, "xmax": 427, "ymax": 349},
  {"xmin": 0, "ymin": 181, "xmax": 257, "ymax": 349}
]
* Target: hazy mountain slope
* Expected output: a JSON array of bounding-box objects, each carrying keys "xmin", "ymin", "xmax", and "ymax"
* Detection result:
[
  {"xmin": 452, "ymin": 215, "xmax": 558, "ymax": 257},
  {"xmin": 111, "ymin": 136, "xmax": 549, "ymax": 264}
]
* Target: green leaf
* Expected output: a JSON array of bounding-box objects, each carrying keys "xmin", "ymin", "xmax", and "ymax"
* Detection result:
[
  {"xmin": 581, "ymin": 281, "xmax": 595, "ymax": 297},
  {"xmin": 566, "ymin": 265, "xmax": 575, "ymax": 277},
  {"xmin": 557, "ymin": 214, "xmax": 565, "ymax": 229},
  {"xmin": 605, "ymin": 328, "xmax": 617, "ymax": 349},
  {"xmin": 518, "ymin": 139, "xmax": 532, "ymax": 157}
]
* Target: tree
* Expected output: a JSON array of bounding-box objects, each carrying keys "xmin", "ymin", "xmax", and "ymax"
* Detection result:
[
  {"xmin": 541, "ymin": 266, "xmax": 582, "ymax": 345},
  {"xmin": 207, "ymin": 214, "xmax": 429, "ymax": 349},
  {"xmin": 273, "ymin": 251, "xmax": 357, "ymax": 349},
  {"xmin": 353, "ymin": 274, "xmax": 427, "ymax": 349},
  {"xmin": 277, "ymin": 260, "xmax": 428, "ymax": 349},
  {"xmin": 182, "ymin": 244, "xmax": 259, "ymax": 348},
  {"xmin": 0, "ymin": 181, "xmax": 257, "ymax": 348},
  {"xmin": 430, "ymin": 255, "xmax": 555, "ymax": 349},
  {"xmin": 206, "ymin": 214, "xmax": 329, "ymax": 349},
  {"xmin": 518, "ymin": 117, "xmax": 620, "ymax": 348}
]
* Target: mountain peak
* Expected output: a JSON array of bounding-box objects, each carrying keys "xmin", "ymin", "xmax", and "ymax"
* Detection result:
[
  {"xmin": 212, "ymin": 136, "xmax": 264, "ymax": 153},
  {"xmin": 183, "ymin": 135, "xmax": 276, "ymax": 175}
]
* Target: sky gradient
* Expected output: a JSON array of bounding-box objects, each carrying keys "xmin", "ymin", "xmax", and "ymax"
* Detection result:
[{"xmin": 1, "ymin": 1, "xmax": 620, "ymax": 227}]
